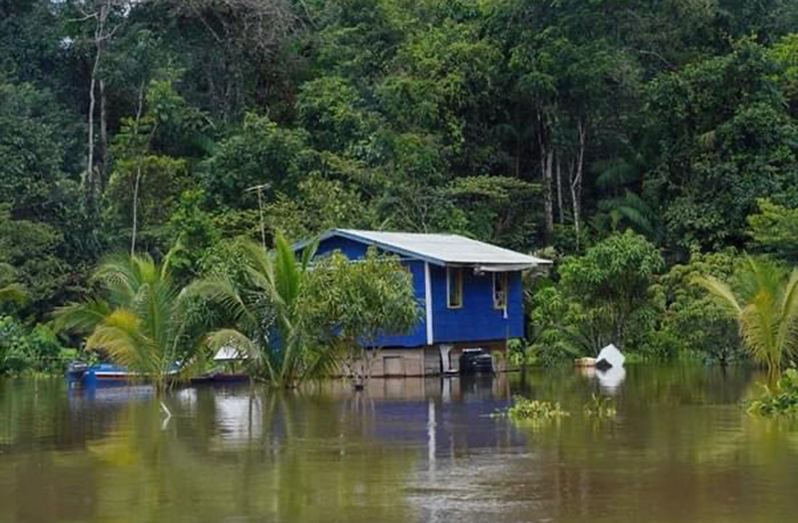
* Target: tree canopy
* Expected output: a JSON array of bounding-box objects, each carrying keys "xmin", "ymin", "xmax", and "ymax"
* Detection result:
[{"xmin": 1, "ymin": 0, "xmax": 797, "ymax": 370}]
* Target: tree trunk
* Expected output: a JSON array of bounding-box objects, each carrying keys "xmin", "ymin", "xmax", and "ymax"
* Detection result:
[
  {"xmin": 85, "ymin": 1, "xmax": 109, "ymax": 211},
  {"xmin": 131, "ymin": 164, "xmax": 142, "ymax": 255},
  {"xmin": 99, "ymin": 78, "xmax": 108, "ymax": 193},
  {"xmin": 537, "ymin": 113, "xmax": 554, "ymax": 240},
  {"xmin": 544, "ymin": 147, "xmax": 554, "ymax": 236},
  {"xmin": 130, "ymin": 80, "xmax": 147, "ymax": 256},
  {"xmin": 570, "ymin": 120, "xmax": 586, "ymax": 249},
  {"xmin": 556, "ymin": 156, "xmax": 564, "ymax": 224},
  {"xmin": 86, "ymin": 40, "xmax": 100, "ymax": 205}
]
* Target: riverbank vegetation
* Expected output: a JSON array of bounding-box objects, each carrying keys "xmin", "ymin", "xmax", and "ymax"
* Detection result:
[{"xmin": 1, "ymin": 1, "xmax": 797, "ymax": 377}]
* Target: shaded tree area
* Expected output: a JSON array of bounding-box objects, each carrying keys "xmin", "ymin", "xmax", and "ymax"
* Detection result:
[{"xmin": 1, "ymin": 0, "xmax": 797, "ymax": 364}]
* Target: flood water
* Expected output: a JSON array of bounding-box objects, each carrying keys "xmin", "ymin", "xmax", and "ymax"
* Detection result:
[{"xmin": 2, "ymin": 366, "xmax": 798, "ymax": 523}]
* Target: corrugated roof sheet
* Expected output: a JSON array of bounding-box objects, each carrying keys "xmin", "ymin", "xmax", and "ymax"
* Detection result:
[{"xmin": 319, "ymin": 229, "xmax": 551, "ymax": 268}]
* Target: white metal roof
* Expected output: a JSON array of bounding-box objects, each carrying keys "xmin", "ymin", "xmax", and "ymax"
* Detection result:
[
  {"xmin": 214, "ymin": 346, "xmax": 249, "ymax": 361},
  {"xmin": 304, "ymin": 229, "xmax": 551, "ymax": 269}
]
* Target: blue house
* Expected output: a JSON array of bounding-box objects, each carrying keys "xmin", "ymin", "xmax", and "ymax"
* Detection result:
[{"xmin": 295, "ymin": 229, "xmax": 551, "ymax": 376}]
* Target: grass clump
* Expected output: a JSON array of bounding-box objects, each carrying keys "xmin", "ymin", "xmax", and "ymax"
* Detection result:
[{"xmin": 748, "ymin": 369, "xmax": 798, "ymax": 417}]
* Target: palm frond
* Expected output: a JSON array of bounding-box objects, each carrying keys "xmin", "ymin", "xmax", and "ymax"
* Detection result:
[
  {"xmin": 53, "ymin": 299, "xmax": 113, "ymax": 335},
  {"xmin": 693, "ymin": 275, "xmax": 744, "ymax": 317},
  {"xmin": 777, "ymin": 269, "xmax": 798, "ymax": 361},
  {"xmin": 184, "ymin": 277, "xmax": 258, "ymax": 327},
  {"xmin": 86, "ymin": 309, "xmax": 159, "ymax": 373},
  {"xmin": 595, "ymin": 158, "xmax": 639, "ymax": 189}
]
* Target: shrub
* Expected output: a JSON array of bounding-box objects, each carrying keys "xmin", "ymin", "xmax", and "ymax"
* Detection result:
[
  {"xmin": 0, "ymin": 316, "xmax": 35, "ymax": 374},
  {"xmin": 0, "ymin": 317, "xmax": 68, "ymax": 374},
  {"xmin": 748, "ymin": 369, "xmax": 798, "ymax": 417}
]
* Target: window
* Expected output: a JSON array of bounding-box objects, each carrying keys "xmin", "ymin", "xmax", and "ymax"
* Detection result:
[
  {"xmin": 447, "ymin": 267, "xmax": 463, "ymax": 308},
  {"xmin": 493, "ymin": 273, "xmax": 508, "ymax": 310}
]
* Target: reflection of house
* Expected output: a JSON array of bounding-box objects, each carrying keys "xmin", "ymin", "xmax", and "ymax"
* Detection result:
[{"xmin": 295, "ymin": 230, "xmax": 550, "ymax": 377}]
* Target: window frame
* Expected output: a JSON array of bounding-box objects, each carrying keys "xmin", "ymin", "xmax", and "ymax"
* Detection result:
[
  {"xmin": 447, "ymin": 267, "xmax": 464, "ymax": 309},
  {"xmin": 493, "ymin": 272, "xmax": 509, "ymax": 311}
]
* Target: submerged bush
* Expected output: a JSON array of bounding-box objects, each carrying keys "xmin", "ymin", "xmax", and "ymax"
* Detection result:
[{"xmin": 748, "ymin": 369, "xmax": 798, "ymax": 417}]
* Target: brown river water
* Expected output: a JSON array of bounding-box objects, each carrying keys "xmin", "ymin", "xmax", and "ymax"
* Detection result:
[{"xmin": 2, "ymin": 366, "xmax": 798, "ymax": 523}]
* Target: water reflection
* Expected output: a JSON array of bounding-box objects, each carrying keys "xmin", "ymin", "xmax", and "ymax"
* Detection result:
[
  {"xmin": 578, "ymin": 365, "xmax": 627, "ymax": 393},
  {"xmin": 2, "ymin": 367, "xmax": 798, "ymax": 523}
]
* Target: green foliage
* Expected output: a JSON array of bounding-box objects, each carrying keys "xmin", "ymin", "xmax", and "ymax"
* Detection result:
[
  {"xmin": 0, "ymin": 316, "xmax": 66, "ymax": 375},
  {"xmin": 650, "ymin": 248, "xmax": 743, "ymax": 362},
  {"xmin": 768, "ymin": 34, "xmax": 798, "ymax": 116},
  {"xmin": 647, "ymin": 40, "xmax": 798, "ymax": 251},
  {"xmin": 525, "ymin": 283, "xmax": 596, "ymax": 364},
  {"xmin": 54, "ymin": 251, "xmax": 212, "ymax": 390},
  {"xmin": 301, "ymin": 248, "xmax": 421, "ymax": 385},
  {"xmin": 748, "ymin": 369, "xmax": 798, "ymax": 417},
  {"xmin": 2, "ymin": 0, "xmax": 798, "ymax": 370},
  {"xmin": 444, "ymin": 175, "xmax": 540, "ymax": 249},
  {"xmin": 695, "ymin": 256, "xmax": 798, "ymax": 375},
  {"xmin": 203, "ymin": 113, "xmax": 312, "ymax": 208},
  {"xmin": 265, "ymin": 175, "xmax": 375, "ymax": 241},
  {"xmin": 747, "ymin": 199, "xmax": 798, "ymax": 262},
  {"xmin": 0, "ymin": 315, "xmax": 36, "ymax": 374},
  {"xmin": 195, "ymin": 237, "xmax": 419, "ymax": 388},
  {"xmin": 193, "ymin": 235, "xmax": 337, "ymax": 388},
  {"xmin": 560, "ymin": 231, "xmax": 665, "ymax": 349},
  {"xmin": 297, "ymin": 76, "xmax": 371, "ymax": 152},
  {"xmin": 0, "ymin": 205, "xmax": 69, "ymax": 314},
  {"xmin": 105, "ymin": 155, "xmax": 190, "ymax": 248}
]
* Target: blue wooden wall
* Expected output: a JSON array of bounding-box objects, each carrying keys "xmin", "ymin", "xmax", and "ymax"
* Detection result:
[
  {"xmin": 309, "ymin": 234, "xmax": 524, "ymax": 347},
  {"xmin": 429, "ymin": 265, "xmax": 524, "ymax": 343}
]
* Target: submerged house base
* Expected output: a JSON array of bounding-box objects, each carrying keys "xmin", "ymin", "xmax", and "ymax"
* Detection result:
[{"xmin": 367, "ymin": 340, "xmax": 509, "ymax": 378}]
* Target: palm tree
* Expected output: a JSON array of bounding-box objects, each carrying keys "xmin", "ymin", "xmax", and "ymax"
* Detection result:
[
  {"xmin": 695, "ymin": 256, "xmax": 798, "ymax": 375},
  {"xmin": 55, "ymin": 251, "xmax": 210, "ymax": 391},
  {"xmin": 189, "ymin": 233, "xmax": 337, "ymax": 388}
]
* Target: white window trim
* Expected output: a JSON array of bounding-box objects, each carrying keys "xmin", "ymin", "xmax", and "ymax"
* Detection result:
[
  {"xmin": 447, "ymin": 267, "xmax": 463, "ymax": 309},
  {"xmin": 493, "ymin": 272, "xmax": 508, "ymax": 313}
]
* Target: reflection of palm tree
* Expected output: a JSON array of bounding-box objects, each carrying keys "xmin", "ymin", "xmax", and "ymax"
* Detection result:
[
  {"xmin": 695, "ymin": 257, "xmax": 798, "ymax": 376},
  {"xmin": 55, "ymin": 251, "xmax": 210, "ymax": 391}
]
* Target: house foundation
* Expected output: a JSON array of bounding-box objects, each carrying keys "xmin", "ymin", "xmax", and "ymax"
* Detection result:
[{"xmin": 365, "ymin": 340, "xmax": 508, "ymax": 378}]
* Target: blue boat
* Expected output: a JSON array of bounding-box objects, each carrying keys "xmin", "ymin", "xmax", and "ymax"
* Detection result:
[
  {"xmin": 66, "ymin": 360, "xmax": 248, "ymax": 387},
  {"xmin": 66, "ymin": 361, "xmax": 138, "ymax": 386}
]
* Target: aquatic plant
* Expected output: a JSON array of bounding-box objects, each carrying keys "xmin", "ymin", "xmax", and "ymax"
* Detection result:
[
  {"xmin": 583, "ymin": 393, "xmax": 617, "ymax": 419},
  {"xmin": 504, "ymin": 397, "xmax": 570, "ymax": 421},
  {"xmin": 748, "ymin": 369, "xmax": 798, "ymax": 417}
]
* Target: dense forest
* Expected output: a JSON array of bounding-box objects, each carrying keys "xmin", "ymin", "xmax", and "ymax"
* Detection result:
[{"xmin": 1, "ymin": 0, "xmax": 797, "ymax": 371}]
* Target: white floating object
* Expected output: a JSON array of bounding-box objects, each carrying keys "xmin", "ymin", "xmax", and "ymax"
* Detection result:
[{"xmin": 596, "ymin": 344, "xmax": 625, "ymax": 369}]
